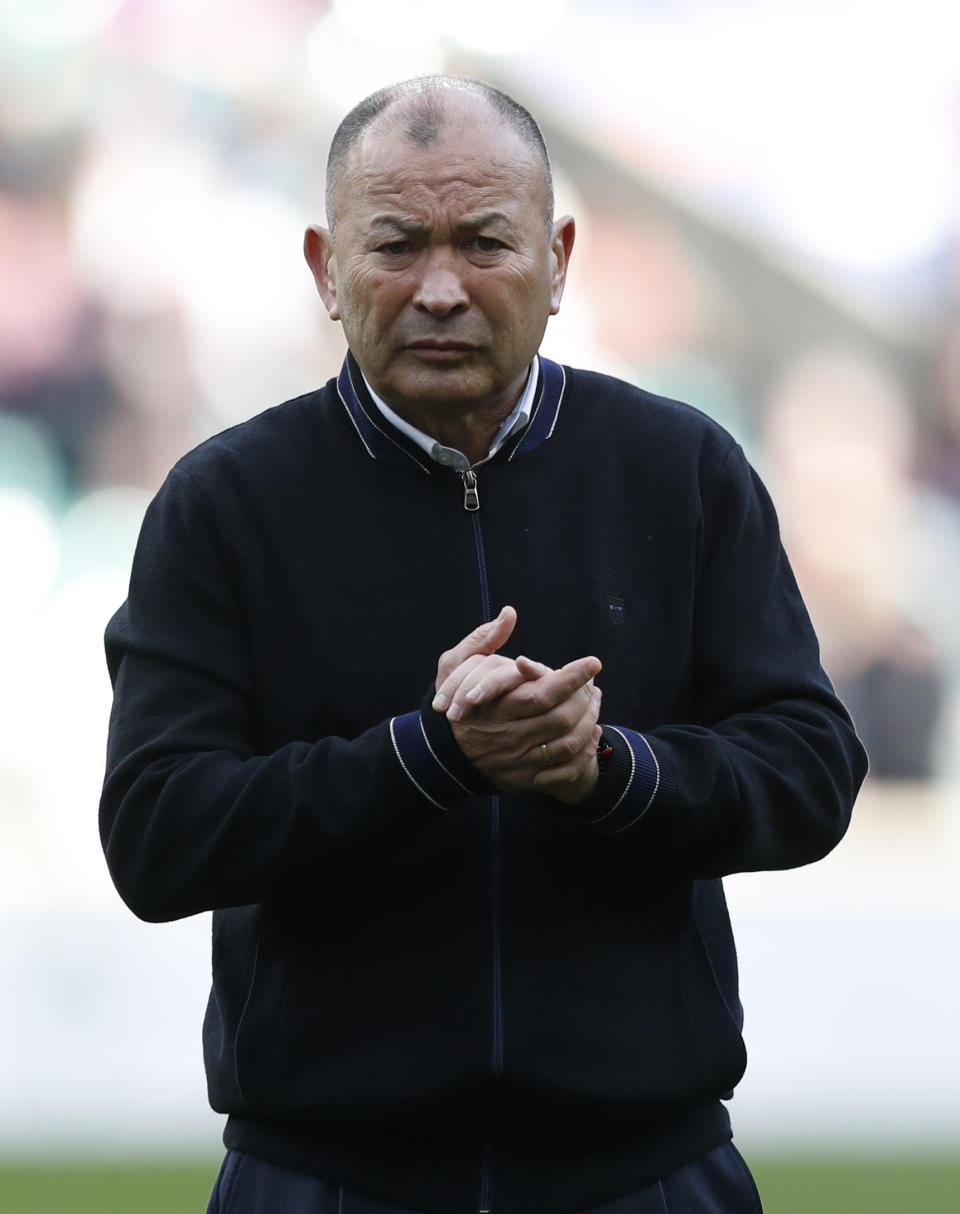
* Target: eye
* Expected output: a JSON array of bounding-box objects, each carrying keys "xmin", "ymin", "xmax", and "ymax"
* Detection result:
[
  {"xmin": 469, "ymin": 236, "xmax": 504, "ymax": 253},
  {"xmin": 378, "ymin": 240, "xmax": 410, "ymax": 256}
]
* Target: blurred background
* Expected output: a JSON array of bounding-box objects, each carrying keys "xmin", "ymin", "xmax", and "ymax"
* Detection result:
[{"xmin": 1, "ymin": 0, "xmax": 959, "ymax": 1209}]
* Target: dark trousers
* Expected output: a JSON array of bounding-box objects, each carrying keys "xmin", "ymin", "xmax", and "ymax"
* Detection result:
[{"xmin": 206, "ymin": 1143, "xmax": 764, "ymax": 1213}]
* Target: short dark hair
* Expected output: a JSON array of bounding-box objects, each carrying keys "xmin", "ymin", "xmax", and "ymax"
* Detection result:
[{"xmin": 325, "ymin": 75, "xmax": 554, "ymax": 233}]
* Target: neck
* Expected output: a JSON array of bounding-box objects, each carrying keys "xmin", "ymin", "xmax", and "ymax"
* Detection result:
[
  {"xmin": 361, "ymin": 362, "xmax": 533, "ymax": 464},
  {"xmin": 398, "ymin": 402, "xmax": 514, "ymax": 463}
]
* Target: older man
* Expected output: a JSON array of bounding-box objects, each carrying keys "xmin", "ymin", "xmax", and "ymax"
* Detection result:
[{"xmin": 100, "ymin": 77, "xmax": 867, "ymax": 1214}]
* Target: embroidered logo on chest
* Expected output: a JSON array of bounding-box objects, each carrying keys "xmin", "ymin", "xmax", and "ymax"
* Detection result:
[{"xmin": 605, "ymin": 595, "xmax": 626, "ymax": 626}]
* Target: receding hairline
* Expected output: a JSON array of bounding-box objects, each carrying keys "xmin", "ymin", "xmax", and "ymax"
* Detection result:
[{"xmin": 324, "ymin": 76, "xmax": 555, "ymax": 234}]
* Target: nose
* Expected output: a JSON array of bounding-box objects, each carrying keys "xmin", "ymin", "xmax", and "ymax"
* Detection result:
[{"xmin": 412, "ymin": 248, "xmax": 469, "ymax": 316}]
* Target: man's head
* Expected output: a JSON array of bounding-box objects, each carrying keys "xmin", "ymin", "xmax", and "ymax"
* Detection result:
[
  {"xmin": 304, "ymin": 76, "xmax": 574, "ymax": 433},
  {"xmin": 323, "ymin": 77, "xmax": 555, "ymax": 237}
]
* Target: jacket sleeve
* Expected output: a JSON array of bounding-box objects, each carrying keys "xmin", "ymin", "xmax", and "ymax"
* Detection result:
[
  {"xmin": 566, "ymin": 440, "xmax": 868, "ymax": 877},
  {"xmin": 99, "ymin": 465, "xmax": 486, "ymax": 923}
]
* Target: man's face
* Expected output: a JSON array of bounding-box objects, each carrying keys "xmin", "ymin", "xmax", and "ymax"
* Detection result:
[{"xmin": 306, "ymin": 101, "xmax": 573, "ymax": 422}]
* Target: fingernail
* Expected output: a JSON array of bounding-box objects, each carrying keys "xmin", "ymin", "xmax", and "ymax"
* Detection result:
[
  {"xmin": 447, "ymin": 702, "xmax": 462, "ymax": 721},
  {"xmin": 465, "ymin": 685, "xmax": 484, "ymax": 702},
  {"xmin": 432, "ymin": 693, "xmax": 447, "ymax": 711}
]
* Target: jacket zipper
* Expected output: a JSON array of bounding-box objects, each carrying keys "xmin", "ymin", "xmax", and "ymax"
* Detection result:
[
  {"xmin": 462, "ymin": 468, "xmax": 480, "ymax": 511},
  {"xmin": 477, "ymin": 791, "xmax": 503, "ymax": 1214},
  {"xmin": 457, "ymin": 469, "xmax": 501, "ymax": 1214}
]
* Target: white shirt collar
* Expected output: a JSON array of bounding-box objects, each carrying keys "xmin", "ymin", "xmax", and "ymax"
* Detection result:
[{"xmin": 362, "ymin": 360, "xmax": 538, "ymax": 469}]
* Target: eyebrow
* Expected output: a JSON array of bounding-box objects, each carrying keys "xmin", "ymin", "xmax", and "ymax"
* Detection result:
[
  {"xmin": 456, "ymin": 211, "xmax": 515, "ymax": 234},
  {"xmin": 367, "ymin": 212, "xmax": 517, "ymax": 237},
  {"xmin": 368, "ymin": 216, "xmax": 428, "ymax": 237}
]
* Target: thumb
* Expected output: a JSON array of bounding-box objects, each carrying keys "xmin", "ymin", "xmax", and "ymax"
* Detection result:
[
  {"xmin": 435, "ymin": 606, "xmax": 518, "ymax": 688},
  {"xmin": 457, "ymin": 605, "xmax": 517, "ymax": 662},
  {"xmin": 477, "ymin": 604, "xmax": 517, "ymax": 656}
]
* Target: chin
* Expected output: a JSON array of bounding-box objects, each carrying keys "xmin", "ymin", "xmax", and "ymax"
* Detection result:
[{"xmin": 391, "ymin": 369, "xmax": 497, "ymax": 408}]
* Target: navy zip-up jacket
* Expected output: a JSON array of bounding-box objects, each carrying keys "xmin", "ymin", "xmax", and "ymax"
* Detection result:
[{"xmin": 100, "ymin": 356, "xmax": 867, "ymax": 1214}]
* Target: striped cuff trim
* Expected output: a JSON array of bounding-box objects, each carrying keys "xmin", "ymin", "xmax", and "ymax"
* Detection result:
[
  {"xmin": 389, "ymin": 711, "xmax": 472, "ymax": 811},
  {"xmin": 582, "ymin": 728, "xmax": 635, "ymax": 825},
  {"xmin": 605, "ymin": 728, "xmax": 660, "ymax": 834},
  {"xmin": 583, "ymin": 727, "xmax": 660, "ymax": 833}
]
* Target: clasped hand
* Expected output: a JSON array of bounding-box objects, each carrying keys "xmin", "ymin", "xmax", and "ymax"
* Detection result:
[{"xmin": 432, "ymin": 606, "xmax": 602, "ymax": 805}]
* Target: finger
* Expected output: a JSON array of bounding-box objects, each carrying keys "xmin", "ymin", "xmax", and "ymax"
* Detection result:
[
  {"xmin": 451, "ymin": 660, "xmax": 541, "ymax": 719},
  {"xmin": 530, "ymin": 699, "xmax": 601, "ymax": 768},
  {"xmin": 456, "ymin": 651, "xmax": 553, "ymax": 710},
  {"xmin": 464, "ymin": 650, "xmax": 555, "ymax": 703},
  {"xmin": 502, "ymin": 655, "xmax": 602, "ymax": 719},
  {"xmin": 515, "ymin": 654, "xmax": 552, "ymax": 679},
  {"xmin": 530, "ymin": 731, "xmax": 601, "ymax": 803},
  {"xmin": 532, "ymin": 752, "xmax": 599, "ymax": 803},
  {"xmin": 434, "ymin": 606, "xmax": 517, "ymax": 705},
  {"xmin": 432, "ymin": 653, "xmax": 493, "ymax": 713},
  {"xmin": 444, "ymin": 657, "xmax": 532, "ymax": 720}
]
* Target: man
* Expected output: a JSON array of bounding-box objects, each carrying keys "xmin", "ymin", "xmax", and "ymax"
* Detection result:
[{"xmin": 100, "ymin": 77, "xmax": 867, "ymax": 1214}]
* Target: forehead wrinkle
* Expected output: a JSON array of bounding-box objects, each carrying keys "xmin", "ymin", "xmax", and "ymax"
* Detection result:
[
  {"xmin": 361, "ymin": 160, "xmax": 531, "ymax": 196},
  {"xmin": 333, "ymin": 128, "xmax": 551, "ymax": 242},
  {"xmin": 350, "ymin": 169, "xmax": 533, "ymax": 223},
  {"xmin": 348, "ymin": 120, "xmax": 541, "ymax": 190}
]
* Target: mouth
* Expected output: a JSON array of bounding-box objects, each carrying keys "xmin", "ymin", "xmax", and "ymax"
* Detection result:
[{"xmin": 405, "ymin": 340, "xmax": 477, "ymax": 358}]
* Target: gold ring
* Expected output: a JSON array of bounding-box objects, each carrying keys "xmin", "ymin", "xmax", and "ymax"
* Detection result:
[{"xmin": 540, "ymin": 742, "xmax": 556, "ymax": 766}]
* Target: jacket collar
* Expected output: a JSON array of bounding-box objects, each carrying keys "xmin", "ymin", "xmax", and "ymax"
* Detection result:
[{"xmin": 336, "ymin": 350, "xmax": 567, "ymax": 469}]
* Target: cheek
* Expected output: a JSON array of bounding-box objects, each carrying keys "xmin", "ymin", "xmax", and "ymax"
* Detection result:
[
  {"xmin": 499, "ymin": 263, "xmax": 553, "ymax": 312},
  {"xmin": 340, "ymin": 275, "xmax": 404, "ymax": 336},
  {"xmin": 496, "ymin": 276, "xmax": 551, "ymax": 337}
]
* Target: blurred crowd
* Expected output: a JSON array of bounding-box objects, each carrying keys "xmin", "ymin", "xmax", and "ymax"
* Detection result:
[{"xmin": 1, "ymin": 1, "xmax": 959, "ymax": 909}]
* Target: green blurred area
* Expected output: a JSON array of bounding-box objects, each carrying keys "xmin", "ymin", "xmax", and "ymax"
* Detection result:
[
  {"xmin": 0, "ymin": 1156, "xmax": 958, "ymax": 1213},
  {"xmin": 750, "ymin": 1156, "xmax": 960, "ymax": 1213},
  {"xmin": 0, "ymin": 1161, "xmax": 219, "ymax": 1214}
]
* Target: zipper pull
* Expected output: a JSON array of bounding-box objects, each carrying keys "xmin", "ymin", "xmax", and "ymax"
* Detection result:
[{"xmin": 462, "ymin": 469, "xmax": 480, "ymax": 512}]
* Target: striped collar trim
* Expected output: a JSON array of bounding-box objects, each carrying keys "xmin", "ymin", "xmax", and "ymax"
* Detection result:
[
  {"xmin": 506, "ymin": 355, "xmax": 566, "ymax": 461},
  {"xmin": 336, "ymin": 354, "xmax": 432, "ymax": 471},
  {"xmin": 336, "ymin": 351, "xmax": 567, "ymax": 467}
]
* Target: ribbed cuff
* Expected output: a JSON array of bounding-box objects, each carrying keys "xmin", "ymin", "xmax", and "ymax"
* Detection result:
[
  {"xmin": 389, "ymin": 688, "xmax": 496, "ymax": 811},
  {"xmin": 570, "ymin": 725, "xmax": 661, "ymax": 834}
]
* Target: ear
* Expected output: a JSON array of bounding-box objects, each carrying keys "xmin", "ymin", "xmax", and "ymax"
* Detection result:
[
  {"xmin": 548, "ymin": 215, "xmax": 576, "ymax": 315},
  {"xmin": 303, "ymin": 224, "xmax": 340, "ymax": 320}
]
